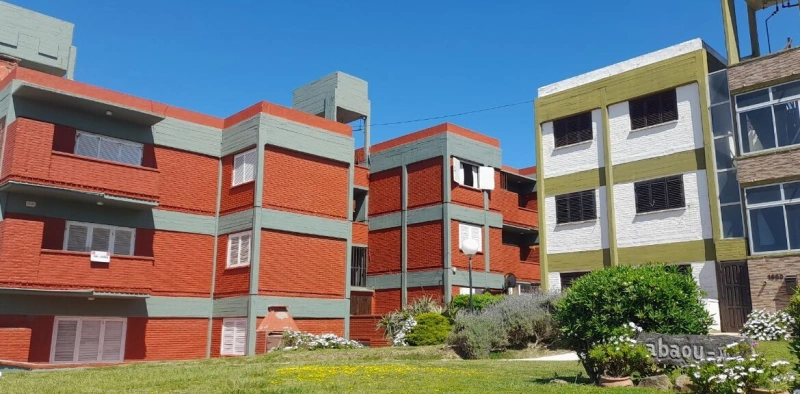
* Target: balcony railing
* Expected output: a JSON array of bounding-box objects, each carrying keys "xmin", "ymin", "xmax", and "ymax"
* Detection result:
[
  {"xmin": 34, "ymin": 249, "xmax": 154, "ymax": 294},
  {"xmin": 48, "ymin": 152, "xmax": 160, "ymax": 202}
]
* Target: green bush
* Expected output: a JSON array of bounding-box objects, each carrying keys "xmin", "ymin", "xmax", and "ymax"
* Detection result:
[
  {"xmin": 488, "ymin": 292, "xmax": 562, "ymax": 348},
  {"xmin": 554, "ymin": 264, "xmax": 712, "ymax": 381},
  {"xmin": 406, "ymin": 312, "xmax": 452, "ymax": 346},
  {"xmin": 451, "ymin": 293, "xmax": 504, "ymax": 313},
  {"xmin": 786, "ymin": 292, "xmax": 800, "ymax": 375},
  {"xmin": 447, "ymin": 311, "xmax": 507, "ymax": 359}
]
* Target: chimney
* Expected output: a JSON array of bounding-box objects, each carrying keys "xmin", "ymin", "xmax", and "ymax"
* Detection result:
[{"xmin": 256, "ymin": 305, "xmax": 299, "ymax": 353}]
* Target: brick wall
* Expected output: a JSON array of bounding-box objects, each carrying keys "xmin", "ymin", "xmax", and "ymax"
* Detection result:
[
  {"xmin": 259, "ymin": 230, "xmax": 346, "ymax": 298},
  {"xmin": 451, "ymin": 180, "xmax": 485, "ymax": 209},
  {"xmin": 374, "ymin": 289, "xmax": 401, "ymax": 314},
  {"xmin": 0, "ymin": 328, "xmax": 32, "ymax": 362},
  {"xmin": 450, "ymin": 220, "xmax": 485, "ymax": 271},
  {"xmin": 407, "ymin": 286, "xmax": 443, "ymax": 305},
  {"xmin": 263, "ymin": 146, "xmax": 349, "ymax": 219},
  {"xmin": 354, "ymin": 165, "xmax": 369, "ymax": 188},
  {"xmin": 407, "ymin": 221, "xmax": 443, "ymax": 271},
  {"xmin": 491, "ymin": 227, "xmax": 514, "ymax": 275},
  {"xmin": 352, "ymin": 222, "xmax": 369, "ymax": 245},
  {"xmin": 220, "ymin": 153, "xmax": 255, "ymax": 215},
  {"xmin": 155, "ymin": 146, "xmax": 218, "ymax": 215},
  {"xmin": 149, "ymin": 231, "xmax": 213, "ymax": 297},
  {"xmin": 728, "ymin": 47, "xmax": 800, "ymax": 93},
  {"xmin": 369, "ymin": 168, "xmax": 402, "ymax": 216},
  {"xmin": 294, "ymin": 319, "xmax": 344, "ymax": 337},
  {"xmin": 125, "ymin": 318, "xmax": 208, "ymax": 361},
  {"xmin": 407, "ymin": 157, "xmax": 442, "ymax": 209},
  {"xmin": 368, "ymin": 228, "xmax": 401, "ymax": 274},
  {"xmin": 0, "ymin": 315, "xmax": 54, "ymax": 362},
  {"xmin": 748, "ymin": 256, "xmax": 800, "ymax": 311},
  {"xmin": 737, "ymin": 148, "xmax": 800, "ymax": 186},
  {"xmin": 214, "ymin": 234, "xmax": 250, "ymax": 297},
  {"xmin": 349, "ymin": 316, "xmax": 387, "ymax": 347}
]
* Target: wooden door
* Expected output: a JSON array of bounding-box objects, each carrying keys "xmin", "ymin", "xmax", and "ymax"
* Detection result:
[{"xmin": 717, "ymin": 261, "xmax": 752, "ymax": 332}]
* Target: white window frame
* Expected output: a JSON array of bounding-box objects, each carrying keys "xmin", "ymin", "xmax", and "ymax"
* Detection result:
[
  {"xmin": 458, "ymin": 222, "xmax": 483, "ymax": 253},
  {"xmin": 74, "ymin": 130, "xmax": 144, "ymax": 166},
  {"xmin": 226, "ymin": 231, "xmax": 252, "ymax": 268},
  {"xmin": 49, "ymin": 316, "xmax": 127, "ymax": 364},
  {"xmin": 220, "ymin": 318, "xmax": 247, "ymax": 356},
  {"xmin": 452, "ymin": 157, "xmax": 495, "ymax": 190},
  {"xmin": 63, "ymin": 221, "xmax": 136, "ymax": 256},
  {"xmin": 744, "ymin": 181, "xmax": 800, "ymax": 255},
  {"xmin": 232, "ymin": 148, "xmax": 257, "ymax": 187},
  {"xmin": 734, "ymin": 80, "xmax": 800, "ymax": 155}
]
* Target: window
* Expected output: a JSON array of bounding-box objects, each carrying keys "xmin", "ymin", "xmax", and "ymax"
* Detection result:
[
  {"xmin": 560, "ymin": 272, "xmax": 587, "ymax": 290},
  {"xmin": 553, "ymin": 112, "xmax": 592, "ymax": 148},
  {"xmin": 735, "ymin": 80, "xmax": 800, "ymax": 154},
  {"xmin": 226, "ymin": 231, "xmax": 252, "ymax": 268},
  {"xmin": 221, "ymin": 318, "xmax": 247, "ymax": 356},
  {"xmin": 745, "ymin": 181, "xmax": 800, "ymax": 254},
  {"xmin": 634, "ymin": 175, "xmax": 685, "ymax": 214},
  {"xmin": 74, "ymin": 131, "xmax": 143, "ymax": 166},
  {"xmin": 350, "ymin": 246, "xmax": 367, "ymax": 287},
  {"xmin": 452, "ymin": 157, "xmax": 494, "ymax": 190},
  {"xmin": 518, "ymin": 283, "xmax": 538, "ymax": 294},
  {"xmin": 458, "ymin": 223, "xmax": 483, "ymax": 253},
  {"xmin": 50, "ymin": 317, "xmax": 126, "ymax": 363},
  {"xmin": 63, "ymin": 221, "xmax": 135, "ymax": 256},
  {"xmin": 232, "ymin": 149, "xmax": 257, "ymax": 186},
  {"xmin": 555, "ymin": 190, "xmax": 596, "ymax": 224},
  {"xmin": 629, "ymin": 89, "xmax": 678, "ymax": 130}
]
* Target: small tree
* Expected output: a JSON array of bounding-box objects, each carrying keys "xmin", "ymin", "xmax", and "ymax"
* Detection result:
[{"xmin": 554, "ymin": 264, "xmax": 712, "ymax": 382}]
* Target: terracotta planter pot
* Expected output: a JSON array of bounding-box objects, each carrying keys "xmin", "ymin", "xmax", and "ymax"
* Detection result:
[
  {"xmin": 749, "ymin": 389, "xmax": 789, "ymax": 394},
  {"xmin": 598, "ymin": 375, "xmax": 633, "ymax": 388}
]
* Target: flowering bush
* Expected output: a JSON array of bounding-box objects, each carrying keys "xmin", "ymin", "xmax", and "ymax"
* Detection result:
[
  {"xmin": 586, "ymin": 323, "xmax": 655, "ymax": 378},
  {"xmin": 378, "ymin": 310, "xmax": 417, "ymax": 346},
  {"xmin": 687, "ymin": 341, "xmax": 794, "ymax": 394},
  {"xmin": 281, "ymin": 331, "xmax": 364, "ymax": 350},
  {"xmin": 741, "ymin": 310, "xmax": 795, "ymax": 341}
]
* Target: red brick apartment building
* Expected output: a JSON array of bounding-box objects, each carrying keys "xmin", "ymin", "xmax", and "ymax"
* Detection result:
[{"xmin": 0, "ymin": 2, "xmax": 538, "ymax": 366}]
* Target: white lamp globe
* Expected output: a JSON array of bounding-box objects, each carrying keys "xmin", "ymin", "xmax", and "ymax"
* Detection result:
[{"xmin": 461, "ymin": 238, "xmax": 479, "ymax": 257}]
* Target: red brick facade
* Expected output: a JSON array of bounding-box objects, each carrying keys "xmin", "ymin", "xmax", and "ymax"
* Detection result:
[
  {"xmin": 369, "ymin": 168, "xmax": 402, "ymax": 216},
  {"xmin": 407, "ymin": 221, "xmax": 443, "ymax": 271},
  {"xmin": 407, "ymin": 157, "xmax": 442, "ymax": 209},
  {"xmin": 125, "ymin": 318, "xmax": 208, "ymax": 361},
  {"xmin": 0, "ymin": 328, "xmax": 32, "ymax": 362},
  {"xmin": 220, "ymin": 153, "xmax": 255, "ymax": 215}
]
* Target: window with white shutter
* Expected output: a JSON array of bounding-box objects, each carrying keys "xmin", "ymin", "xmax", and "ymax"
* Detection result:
[
  {"xmin": 232, "ymin": 149, "xmax": 257, "ymax": 187},
  {"xmin": 221, "ymin": 318, "xmax": 247, "ymax": 356},
  {"xmin": 63, "ymin": 221, "xmax": 136, "ymax": 256},
  {"xmin": 74, "ymin": 131, "xmax": 143, "ymax": 166},
  {"xmin": 50, "ymin": 317, "xmax": 127, "ymax": 363},
  {"xmin": 452, "ymin": 157, "xmax": 494, "ymax": 190},
  {"xmin": 226, "ymin": 231, "xmax": 252, "ymax": 268},
  {"xmin": 458, "ymin": 223, "xmax": 483, "ymax": 253}
]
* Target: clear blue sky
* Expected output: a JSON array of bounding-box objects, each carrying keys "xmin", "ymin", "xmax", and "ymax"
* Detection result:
[{"xmin": 11, "ymin": 0, "xmax": 800, "ymax": 168}]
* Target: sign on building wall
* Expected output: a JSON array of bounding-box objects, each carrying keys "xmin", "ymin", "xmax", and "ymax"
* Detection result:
[{"xmin": 637, "ymin": 333, "xmax": 750, "ymax": 366}]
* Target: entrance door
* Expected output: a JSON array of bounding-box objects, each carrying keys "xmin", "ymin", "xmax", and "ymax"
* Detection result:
[{"xmin": 717, "ymin": 261, "xmax": 752, "ymax": 332}]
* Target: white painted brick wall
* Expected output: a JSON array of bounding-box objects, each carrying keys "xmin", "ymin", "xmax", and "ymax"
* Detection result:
[
  {"xmin": 546, "ymin": 187, "xmax": 609, "ymax": 254},
  {"xmin": 542, "ymin": 109, "xmax": 604, "ymax": 178},
  {"xmin": 614, "ymin": 170, "xmax": 712, "ymax": 248},
  {"xmin": 548, "ymin": 272, "xmax": 561, "ymax": 292},
  {"xmin": 608, "ymin": 83, "xmax": 704, "ymax": 165}
]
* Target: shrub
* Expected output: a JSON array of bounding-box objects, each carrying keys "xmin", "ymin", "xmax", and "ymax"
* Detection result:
[
  {"xmin": 485, "ymin": 292, "xmax": 562, "ymax": 348},
  {"xmin": 406, "ymin": 312, "xmax": 452, "ymax": 346},
  {"xmin": 687, "ymin": 341, "xmax": 794, "ymax": 394},
  {"xmin": 451, "ymin": 293, "xmax": 504, "ymax": 313},
  {"xmin": 787, "ymin": 292, "xmax": 800, "ymax": 375},
  {"xmin": 447, "ymin": 311, "xmax": 507, "ymax": 359},
  {"xmin": 586, "ymin": 323, "xmax": 654, "ymax": 378},
  {"xmin": 377, "ymin": 310, "xmax": 417, "ymax": 346},
  {"xmin": 281, "ymin": 331, "xmax": 364, "ymax": 350},
  {"xmin": 406, "ymin": 295, "xmax": 444, "ymax": 316},
  {"xmin": 554, "ymin": 264, "xmax": 712, "ymax": 381},
  {"xmin": 741, "ymin": 309, "xmax": 794, "ymax": 341}
]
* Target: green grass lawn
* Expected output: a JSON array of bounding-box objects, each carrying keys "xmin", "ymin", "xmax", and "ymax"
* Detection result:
[{"xmin": 0, "ymin": 342, "xmax": 794, "ymax": 394}]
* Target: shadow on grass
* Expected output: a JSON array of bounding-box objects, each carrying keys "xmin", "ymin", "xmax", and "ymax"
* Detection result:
[{"xmin": 529, "ymin": 371, "xmax": 594, "ymax": 385}]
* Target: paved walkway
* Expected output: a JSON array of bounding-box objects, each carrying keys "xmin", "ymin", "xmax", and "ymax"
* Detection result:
[{"xmin": 506, "ymin": 352, "xmax": 580, "ymax": 361}]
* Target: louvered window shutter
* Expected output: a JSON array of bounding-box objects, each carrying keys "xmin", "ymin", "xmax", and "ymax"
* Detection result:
[
  {"xmin": 66, "ymin": 223, "xmax": 89, "ymax": 252},
  {"xmin": 227, "ymin": 236, "xmax": 239, "ymax": 267},
  {"xmin": 90, "ymin": 227, "xmax": 111, "ymax": 252},
  {"xmin": 555, "ymin": 195, "xmax": 569, "ymax": 224},
  {"xmin": 98, "ymin": 138, "xmax": 119, "ymax": 162},
  {"xmin": 568, "ymin": 193, "xmax": 582, "ymax": 223},
  {"xmin": 53, "ymin": 319, "xmax": 78, "ymax": 362},
  {"xmin": 458, "ymin": 223, "xmax": 468, "ymax": 251},
  {"xmin": 471, "ymin": 226, "xmax": 483, "ymax": 253},
  {"xmin": 233, "ymin": 320, "xmax": 247, "ymax": 355},
  {"xmin": 100, "ymin": 320, "xmax": 125, "ymax": 362},
  {"xmin": 77, "ymin": 320, "xmax": 102, "ymax": 362},
  {"xmin": 635, "ymin": 183, "xmax": 651, "ymax": 213},
  {"xmin": 243, "ymin": 150, "xmax": 256, "ymax": 183},
  {"xmin": 662, "ymin": 90, "xmax": 678, "ymax": 122},
  {"xmin": 630, "ymin": 99, "xmax": 647, "ymax": 130},
  {"xmin": 113, "ymin": 229, "xmax": 134, "ymax": 255},
  {"xmin": 221, "ymin": 320, "xmax": 235, "ymax": 355},
  {"xmin": 75, "ymin": 132, "xmax": 100, "ymax": 158},
  {"xmin": 452, "ymin": 158, "xmax": 464, "ymax": 185},
  {"xmin": 478, "ymin": 167, "xmax": 495, "ymax": 190},
  {"xmin": 118, "ymin": 143, "xmax": 142, "ymax": 166},
  {"xmin": 554, "ymin": 121, "xmax": 567, "ymax": 147},
  {"xmin": 581, "ymin": 190, "xmax": 595, "ymax": 219},
  {"xmin": 666, "ymin": 176, "xmax": 685, "ymax": 209},
  {"xmin": 233, "ymin": 154, "xmax": 245, "ymax": 186},
  {"xmin": 239, "ymin": 233, "xmax": 251, "ymax": 266}
]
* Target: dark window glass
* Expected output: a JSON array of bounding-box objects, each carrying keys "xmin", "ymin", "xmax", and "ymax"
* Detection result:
[
  {"xmin": 709, "ymin": 71, "xmax": 730, "ymax": 105},
  {"xmin": 717, "ymin": 170, "xmax": 741, "ymax": 205},
  {"xmin": 721, "ymin": 205, "xmax": 745, "ymax": 238},
  {"xmin": 772, "ymin": 80, "xmax": 800, "ymax": 100},
  {"xmin": 745, "ymin": 185, "xmax": 782, "ymax": 205},
  {"xmin": 784, "ymin": 182, "xmax": 800, "ymax": 200},
  {"xmin": 629, "ymin": 90, "xmax": 678, "ymax": 130},
  {"xmin": 750, "ymin": 206, "xmax": 788, "ymax": 253},
  {"xmin": 774, "ymin": 100, "xmax": 800, "ymax": 148},
  {"xmin": 634, "ymin": 175, "xmax": 685, "ymax": 213},
  {"xmin": 463, "ymin": 162, "xmax": 476, "ymax": 187},
  {"xmin": 786, "ymin": 204, "xmax": 800, "ymax": 250},
  {"xmin": 711, "ymin": 103, "xmax": 734, "ymax": 137},
  {"xmin": 739, "ymin": 107, "xmax": 777, "ymax": 153},
  {"xmin": 714, "ymin": 135, "xmax": 735, "ymax": 169},
  {"xmin": 555, "ymin": 190, "xmax": 596, "ymax": 224},
  {"xmin": 553, "ymin": 112, "xmax": 592, "ymax": 148},
  {"xmin": 736, "ymin": 89, "xmax": 770, "ymax": 108}
]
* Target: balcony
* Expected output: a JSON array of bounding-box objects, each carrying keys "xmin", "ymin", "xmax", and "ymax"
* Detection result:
[
  {"xmin": 354, "ymin": 165, "xmax": 369, "ymax": 189},
  {"xmin": 47, "ymin": 152, "xmax": 160, "ymax": 202},
  {"xmin": 493, "ymin": 171, "xmax": 538, "ymax": 229}
]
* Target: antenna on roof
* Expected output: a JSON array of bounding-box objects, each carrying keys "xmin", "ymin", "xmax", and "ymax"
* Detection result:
[{"xmin": 766, "ymin": 3, "xmax": 780, "ymax": 54}]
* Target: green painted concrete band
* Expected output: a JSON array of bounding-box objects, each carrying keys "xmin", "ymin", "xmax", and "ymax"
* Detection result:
[
  {"xmin": 207, "ymin": 158, "xmax": 223, "ymax": 358},
  {"xmin": 369, "ymin": 212, "xmax": 402, "ymax": 231},
  {"xmin": 448, "ymin": 133, "xmax": 502, "ymax": 169},
  {"xmin": 450, "ymin": 270, "xmax": 505, "ymax": 289},
  {"xmin": 548, "ymin": 249, "xmax": 610, "ymax": 272},
  {"xmin": 261, "ymin": 208, "xmax": 350, "ymax": 240},
  {"xmin": 407, "ymin": 205, "xmax": 444, "ymax": 224},
  {"xmin": 370, "ymin": 203, "xmax": 497, "ymax": 231},
  {"xmin": 0, "ymin": 294, "xmax": 212, "ymax": 317},
  {"xmin": 221, "ymin": 114, "xmax": 259, "ymax": 157},
  {"xmin": 246, "ymin": 130, "xmax": 267, "ymax": 356},
  {"xmin": 535, "ymin": 121, "xmax": 549, "ymax": 290},
  {"xmin": 212, "ymin": 296, "xmax": 348, "ymax": 319},
  {"xmin": 698, "ymin": 52, "xmax": 723, "ymax": 245},
  {"xmin": 401, "ymin": 165, "xmax": 408, "ymax": 307},
  {"xmin": 367, "ymin": 270, "xmax": 444, "ymax": 290},
  {"xmin": 442, "ymin": 152, "xmax": 453, "ymax": 302},
  {"xmin": 344, "ymin": 163, "xmax": 355, "ymax": 339},
  {"xmin": 450, "ymin": 203, "xmax": 503, "ymax": 228},
  {"xmin": 261, "ymin": 114, "xmax": 354, "ymax": 164},
  {"xmin": 3, "ymin": 193, "xmax": 216, "ymax": 235},
  {"xmin": 483, "ymin": 191, "xmax": 491, "ymax": 273},
  {"xmin": 617, "ymin": 239, "xmax": 715, "ymax": 265},
  {"xmin": 600, "ymin": 89, "xmax": 619, "ymax": 267},
  {"xmin": 369, "ymin": 134, "xmax": 447, "ymax": 174},
  {"xmin": 218, "ymin": 209, "xmax": 255, "ymax": 235},
  {"xmin": 715, "ymin": 238, "xmax": 748, "ymax": 261},
  {"xmin": 543, "ymin": 168, "xmax": 606, "ymax": 197},
  {"xmin": 613, "ymin": 148, "xmax": 707, "ymax": 184}
]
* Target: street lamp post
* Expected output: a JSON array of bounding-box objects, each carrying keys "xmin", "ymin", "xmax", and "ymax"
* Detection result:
[{"xmin": 460, "ymin": 239, "xmax": 480, "ymax": 313}]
